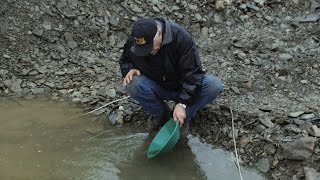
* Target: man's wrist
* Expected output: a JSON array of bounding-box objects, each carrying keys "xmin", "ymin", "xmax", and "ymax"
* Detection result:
[{"xmin": 177, "ymin": 103, "xmax": 186, "ymax": 109}]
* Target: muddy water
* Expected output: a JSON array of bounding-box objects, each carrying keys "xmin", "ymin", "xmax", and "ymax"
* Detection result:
[{"xmin": 0, "ymin": 98, "xmax": 266, "ymax": 180}]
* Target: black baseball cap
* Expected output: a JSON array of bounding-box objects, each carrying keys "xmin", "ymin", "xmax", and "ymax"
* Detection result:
[{"xmin": 131, "ymin": 18, "xmax": 158, "ymax": 56}]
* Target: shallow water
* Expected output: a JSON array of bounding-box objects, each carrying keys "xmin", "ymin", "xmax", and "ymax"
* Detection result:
[{"xmin": 0, "ymin": 98, "xmax": 266, "ymax": 180}]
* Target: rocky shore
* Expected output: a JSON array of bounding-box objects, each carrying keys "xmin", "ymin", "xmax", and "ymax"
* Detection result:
[{"xmin": 1, "ymin": 0, "xmax": 319, "ymax": 179}]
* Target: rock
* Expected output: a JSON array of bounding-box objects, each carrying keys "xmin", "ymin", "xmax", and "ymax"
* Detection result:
[
  {"xmin": 288, "ymin": 111, "xmax": 304, "ymax": 118},
  {"xmin": 31, "ymin": 88, "xmax": 45, "ymax": 94},
  {"xmin": 301, "ymin": 113, "xmax": 316, "ymax": 120},
  {"xmin": 246, "ymin": 2, "xmax": 260, "ymax": 11},
  {"xmin": 240, "ymin": 136, "xmax": 250, "ymax": 148},
  {"xmin": 284, "ymin": 124, "xmax": 302, "ymax": 133},
  {"xmin": 281, "ymin": 137, "xmax": 316, "ymax": 160},
  {"xmin": 300, "ymin": 80, "xmax": 308, "ymax": 84},
  {"xmin": 10, "ymin": 78, "xmax": 23, "ymax": 93},
  {"xmin": 32, "ymin": 27, "xmax": 43, "ymax": 36},
  {"xmin": 228, "ymin": 128, "xmax": 239, "ymax": 139},
  {"xmin": 230, "ymin": 86, "xmax": 240, "ymax": 94},
  {"xmin": 43, "ymin": 20, "xmax": 52, "ymax": 30},
  {"xmin": 311, "ymin": 125, "xmax": 320, "ymax": 137},
  {"xmin": 71, "ymin": 91, "xmax": 82, "ymax": 98},
  {"xmin": 194, "ymin": 13, "xmax": 202, "ymax": 21},
  {"xmin": 130, "ymin": 4, "xmax": 143, "ymax": 13},
  {"xmin": 213, "ymin": 14, "xmax": 222, "ymax": 23},
  {"xmin": 295, "ymin": 15, "xmax": 320, "ymax": 23},
  {"xmin": 215, "ymin": 1, "xmax": 225, "ymax": 11},
  {"xmin": 3, "ymin": 54, "xmax": 10, "ymax": 59},
  {"xmin": 259, "ymin": 116, "xmax": 275, "ymax": 128},
  {"xmin": 256, "ymin": 158, "xmax": 270, "ymax": 173},
  {"xmin": 264, "ymin": 144, "xmax": 276, "ymax": 155},
  {"xmin": 64, "ymin": 32, "xmax": 78, "ymax": 49},
  {"xmin": 97, "ymin": 88, "xmax": 108, "ymax": 96},
  {"xmin": 304, "ymin": 167, "xmax": 320, "ymax": 180},
  {"xmin": 107, "ymin": 88, "xmax": 117, "ymax": 98},
  {"xmin": 254, "ymin": 0, "xmax": 266, "ymax": 5},
  {"xmin": 279, "ymin": 53, "xmax": 293, "ymax": 61}
]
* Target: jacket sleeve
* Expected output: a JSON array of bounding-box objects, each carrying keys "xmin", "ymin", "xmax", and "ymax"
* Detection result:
[
  {"xmin": 119, "ymin": 38, "xmax": 134, "ymax": 78},
  {"xmin": 175, "ymin": 28, "xmax": 204, "ymax": 106}
]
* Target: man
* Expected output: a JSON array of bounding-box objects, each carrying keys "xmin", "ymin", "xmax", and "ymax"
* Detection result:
[{"xmin": 119, "ymin": 17, "xmax": 223, "ymax": 132}]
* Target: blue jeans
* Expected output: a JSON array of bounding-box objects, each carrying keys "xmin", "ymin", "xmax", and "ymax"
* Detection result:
[{"xmin": 126, "ymin": 74, "xmax": 223, "ymax": 122}]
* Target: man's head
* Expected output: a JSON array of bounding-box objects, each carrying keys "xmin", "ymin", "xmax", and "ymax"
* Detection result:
[{"xmin": 131, "ymin": 18, "xmax": 163, "ymax": 56}]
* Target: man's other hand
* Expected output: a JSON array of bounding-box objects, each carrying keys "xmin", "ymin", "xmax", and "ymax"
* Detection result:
[
  {"xmin": 173, "ymin": 104, "xmax": 186, "ymax": 127},
  {"xmin": 123, "ymin": 69, "xmax": 141, "ymax": 86}
]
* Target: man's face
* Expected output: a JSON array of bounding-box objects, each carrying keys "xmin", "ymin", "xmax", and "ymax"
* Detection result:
[{"xmin": 150, "ymin": 27, "xmax": 162, "ymax": 55}]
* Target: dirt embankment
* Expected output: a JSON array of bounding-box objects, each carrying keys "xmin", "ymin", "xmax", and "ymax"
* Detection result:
[{"xmin": 0, "ymin": 0, "xmax": 319, "ymax": 179}]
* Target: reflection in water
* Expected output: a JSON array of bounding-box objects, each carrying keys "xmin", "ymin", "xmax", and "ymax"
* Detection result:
[
  {"xmin": 0, "ymin": 98, "xmax": 265, "ymax": 180},
  {"xmin": 187, "ymin": 136, "xmax": 266, "ymax": 180}
]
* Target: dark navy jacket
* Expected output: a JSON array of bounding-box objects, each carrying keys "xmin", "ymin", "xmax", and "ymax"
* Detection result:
[{"xmin": 119, "ymin": 17, "xmax": 204, "ymax": 105}]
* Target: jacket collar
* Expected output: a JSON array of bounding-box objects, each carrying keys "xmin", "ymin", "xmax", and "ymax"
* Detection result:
[{"xmin": 155, "ymin": 17, "xmax": 172, "ymax": 45}]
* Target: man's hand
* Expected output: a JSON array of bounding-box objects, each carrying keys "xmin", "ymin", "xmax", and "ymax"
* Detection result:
[
  {"xmin": 173, "ymin": 104, "xmax": 186, "ymax": 127},
  {"xmin": 123, "ymin": 69, "xmax": 141, "ymax": 86}
]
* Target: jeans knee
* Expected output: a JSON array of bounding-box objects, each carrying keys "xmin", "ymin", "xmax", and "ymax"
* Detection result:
[
  {"xmin": 203, "ymin": 75, "xmax": 224, "ymax": 98},
  {"xmin": 126, "ymin": 75, "xmax": 152, "ymax": 98}
]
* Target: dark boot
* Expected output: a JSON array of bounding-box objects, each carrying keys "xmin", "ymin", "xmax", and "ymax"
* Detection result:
[{"xmin": 146, "ymin": 104, "xmax": 171, "ymax": 132}]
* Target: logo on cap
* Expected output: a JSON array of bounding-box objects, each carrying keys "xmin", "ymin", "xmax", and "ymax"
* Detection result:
[{"xmin": 134, "ymin": 37, "xmax": 147, "ymax": 45}]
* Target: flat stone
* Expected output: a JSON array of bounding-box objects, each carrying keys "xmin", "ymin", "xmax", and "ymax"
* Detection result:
[
  {"xmin": 288, "ymin": 111, "xmax": 304, "ymax": 118},
  {"xmin": 295, "ymin": 15, "xmax": 320, "ymax": 23},
  {"xmin": 281, "ymin": 137, "xmax": 316, "ymax": 160},
  {"xmin": 301, "ymin": 113, "xmax": 316, "ymax": 120},
  {"xmin": 259, "ymin": 116, "xmax": 275, "ymax": 128},
  {"xmin": 3, "ymin": 54, "xmax": 10, "ymax": 59},
  {"xmin": 32, "ymin": 88, "xmax": 45, "ymax": 94},
  {"xmin": 279, "ymin": 53, "xmax": 293, "ymax": 61}
]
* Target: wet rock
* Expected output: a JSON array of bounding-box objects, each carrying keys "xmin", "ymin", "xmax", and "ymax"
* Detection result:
[
  {"xmin": 281, "ymin": 137, "xmax": 316, "ymax": 160},
  {"xmin": 289, "ymin": 111, "xmax": 304, "ymax": 118},
  {"xmin": 31, "ymin": 88, "xmax": 45, "ymax": 94},
  {"xmin": 108, "ymin": 106, "xmax": 124, "ymax": 125},
  {"xmin": 304, "ymin": 167, "xmax": 320, "ymax": 180},
  {"xmin": 256, "ymin": 158, "xmax": 270, "ymax": 173}
]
